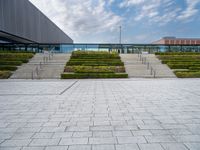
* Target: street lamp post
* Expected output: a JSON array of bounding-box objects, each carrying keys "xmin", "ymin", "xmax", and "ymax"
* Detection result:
[{"xmin": 119, "ymin": 26, "xmax": 121, "ymax": 44}]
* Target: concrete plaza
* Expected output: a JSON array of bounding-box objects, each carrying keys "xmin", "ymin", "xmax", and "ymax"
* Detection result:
[{"xmin": 0, "ymin": 79, "xmax": 200, "ymax": 150}]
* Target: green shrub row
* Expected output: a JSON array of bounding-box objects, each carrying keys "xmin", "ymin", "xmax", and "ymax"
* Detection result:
[
  {"xmin": 167, "ymin": 63, "xmax": 200, "ymax": 69},
  {"xmin": 162, "ymin": 60, "xmax": 200, "ymax": 64},
  {"xmin": 189, "ymin": 67, "xmax": 200, "ymax": 70},
  {"xmin": 66, "ymin": 61, "xmax": 124, "ymax": 66},
  {"xmin": 69, "ymin": 58, "xmax": 121, "ymax": 62},
  {"xmin": 0, "ymin": 71, "xmax": 12, "ymax": 79},
  {"xmin": 0, "ymin": 65, "xmax": 18, "ymax": 71},
  {"xmin": 0, "ymin": 58, "xmax": 29, "ymax": 63},
  {"xmin": 64, "ymin": 66, "xmax": 125, "ymax": 73},
  {"xmin": 175, "ymin": 71, "xmax": 200, "ymax": 78},
  {"xmin": 71, "ymin": 51, "xmax": 119, "ymax": 59},
  {"xmin": 0, "ymin": 61, "xmax": 22, "ymax": 66},
  {"xmin": 156, "ymin": 52, "xmax": 200, "ymax": 55},
  {"xmin": 61, "ymin": 73, "xmax": 128, "ymax": 79},
  {"xmin": 0, "ymin": 53, "xmax": 34, "ymax": 59}
]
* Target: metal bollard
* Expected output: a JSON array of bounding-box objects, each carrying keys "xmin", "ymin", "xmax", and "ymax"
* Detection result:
[{"xmin": 43, "ymin": 56, "xmax": 45, "ymax": 63}]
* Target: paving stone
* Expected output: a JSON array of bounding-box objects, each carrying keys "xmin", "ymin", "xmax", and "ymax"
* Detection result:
[
  {"xmin": 93, "ymin": 131, "xmax": 112, "ymax": 137},
  {"xmin": 145, "ymin": 135, "xmax": 175, "ymax": 143},
  {"xmin": 53, "ymin": 132, "xmax": 73, "ymax": 138},
  {"xmin": 173, "ymin": 135, "xmax": 200, "ymax": 142},
  {"xmin": 45, "ymin": 146, "xmax": 69, "ymax": 150},
  {"xmin": 0, "ymin": 147, "xmax": 22, "ymax": 150},
  {"xmin": 115, "ymin": 144, "xmax": 140, "ymax": 150},
  {"xmin": 11, "ymin": 133, "xmax": 34, "ymax": 139},
  {"xmin": 184, "ymin": 143, "xmax": 200, "ymax": 150},
  {"xmin": 161, "ymin": 143, "xmax": 188, "ymax": 150},
  {"xmin": 131, "ymin": 130, "xmax": 152, "ymax": 136},
  {"xmin": 68, "ymin": 145, "xmax": 91, "ymax": 150},
  {"xmin": 59, "ymin": 138, "xmax": 88, "ymax": 145},
  {"xmin": 113, "ymin": 131, "xmax": 132, "ymax": 137},
  {"xmin": 29, "ymin": 139, "xmax": 60, "ymax": 146},
  {"xmin": 22, "ymin": 147, "xmax": 45, "ymax": 150},
  {"xmin": 89, "ymin": 137, "xmax": 117, "ymax": 144},
  {"xmin": 73, "ymin": 132, "xmax": 92, "ymax": 138},
  {"xmin": 32, "ymin": 132, "xmax": 54, "ymax": 139},
  {"xmin": 92, "ymin": 144, "xmax": 115, "ymax": 150},
  {"xmin": 117, "ymin": 136, "xmax": 146, "ymax": 144},
  {"xmin": 139, "ymin": 143, "xmax": 164, "ymax": 150},
  {"xmin": 0, "ymin": 139, "xmax": 32, "ymax": 146}
]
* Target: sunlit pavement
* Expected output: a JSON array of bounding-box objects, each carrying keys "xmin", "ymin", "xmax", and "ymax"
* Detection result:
[{"xmin": 0, "ymin": 79, "xmax": 200, "ymax": 150}]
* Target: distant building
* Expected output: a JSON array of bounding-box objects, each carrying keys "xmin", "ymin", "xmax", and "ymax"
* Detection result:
[
  {"xmin": 0, "ymin": 0, "xmax": 73, "ymax": 43},
  {"xmin": 153, "ymin": 37, "xmax": 200, "ymax": 45}
]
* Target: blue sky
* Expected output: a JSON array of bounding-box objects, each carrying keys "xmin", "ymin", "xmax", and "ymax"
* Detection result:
[{"xmin": 29, "ymin": 0, "xmax": 200, "ymax": 43}]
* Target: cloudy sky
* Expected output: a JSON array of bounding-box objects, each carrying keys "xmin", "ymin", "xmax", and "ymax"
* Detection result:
[{"xmin": 29, "ymin": 0, "xmax": 200, "ymax": 43}]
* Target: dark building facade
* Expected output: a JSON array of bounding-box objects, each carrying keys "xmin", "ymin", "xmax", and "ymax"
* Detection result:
[{"xmin": 0, "ymin": 0, "xmax": 73, "ymax": 43}]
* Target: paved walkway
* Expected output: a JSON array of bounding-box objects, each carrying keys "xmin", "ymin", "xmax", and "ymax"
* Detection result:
[{"xmin": 0, "ymin": 79, "xmax": 200, "ymax": 150}]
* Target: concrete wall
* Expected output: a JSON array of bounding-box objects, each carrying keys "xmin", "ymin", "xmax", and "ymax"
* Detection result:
[{"xmin": 0, "ymin": 0, "xmax": 73, "ymax": 43}]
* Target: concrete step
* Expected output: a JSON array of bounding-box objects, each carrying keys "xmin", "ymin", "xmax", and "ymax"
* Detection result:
[
  {"xmin": 10, "ymin": 53, "xmax": 70, "ymax": 79},
  {"xmin": 120, "ymin": 54, "xmax": 176, "ymax": 78}
]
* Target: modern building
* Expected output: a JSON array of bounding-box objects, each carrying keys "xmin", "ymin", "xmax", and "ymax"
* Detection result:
[
  {"xmin": 0, "ymin": 0, "xmax": 73, "ymax": 43},
  {"xmin": 153, "ymin": 37, "xmax": 200, "ymax": 45}
]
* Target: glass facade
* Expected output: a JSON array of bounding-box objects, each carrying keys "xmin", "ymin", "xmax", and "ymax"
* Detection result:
[{"xmin": 0, "ymin": 43, "xmax": 200, "ymax": 53}]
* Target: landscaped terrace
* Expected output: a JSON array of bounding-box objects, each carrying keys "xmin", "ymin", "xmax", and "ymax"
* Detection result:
[
  {"xmin": 0, "ymin": 51, "xmax": 34, "ymax": 79},
  {"xmin": 156, "ymin": 52, "xmax": 200, "ymax": 78},
  {"xmin": 61, "ymin": 51, "xmax": 128, "ymax": 79}
]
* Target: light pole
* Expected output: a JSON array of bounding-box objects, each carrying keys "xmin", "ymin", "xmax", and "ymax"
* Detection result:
[{"xmin": 119, "ymin": 26, "xmax": 121, "ymax": 44}]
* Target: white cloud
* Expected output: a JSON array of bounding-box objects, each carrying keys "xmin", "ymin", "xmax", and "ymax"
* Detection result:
[
  {"xmin": 177, "ymin": 0, "xmax": 200, "ymax": 21},
  {"xmin": 119, "ymin": 0, "xmax": 146, "ymax": 8},
  {"xmin": 120, "ymin": 0, "xmax": 199, "ymax": 25},
  {"xmin": 29, "ymin": 0, "xmax": 122, "ymax": 42}
]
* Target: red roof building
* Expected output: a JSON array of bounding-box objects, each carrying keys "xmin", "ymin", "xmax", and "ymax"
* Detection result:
[{"xmin": 153, "ymin": 37, "xmax": 200, "ymax": 45}]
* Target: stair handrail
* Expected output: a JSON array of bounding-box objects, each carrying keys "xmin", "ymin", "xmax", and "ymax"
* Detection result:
[{"xmin": 138, "ymin": 51, "xmax": 156, "ymax": 78}]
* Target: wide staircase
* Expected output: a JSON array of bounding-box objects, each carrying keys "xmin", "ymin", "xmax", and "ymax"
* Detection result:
[
  {"xmin": 120, "ymin": 54, "xmax": 176, "ymax": 78},
  {"xmin": 10, "ymin": 53, "xmax": 70, "ymax": 79}
]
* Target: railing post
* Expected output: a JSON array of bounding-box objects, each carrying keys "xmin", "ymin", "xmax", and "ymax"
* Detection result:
[
  {"xmin": 32, "ymin": 71, "xmax": 34, "ymax": 80},
  {"xmin": 150, "ymin": 67, "xmax": 153, "ymax": 75},
  {"xmin": 147, "ymin": 62, "xmax": 150, "ymax": 69},
  {"xmin": 154, "ymin": 70, "xmax": 156, "ymax": 78},
  {"xmin": 40, "ymin": 62, "xmax": 42, "ymax": 69}
]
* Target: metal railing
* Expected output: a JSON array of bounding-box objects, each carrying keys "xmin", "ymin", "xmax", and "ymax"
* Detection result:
[
  {"xmin": 138, "ymin": 51, "xmax": 156, "ymax": 78},
  {"xmin": 31, "ymin": 50, "xmax": 54, "ymax": 79}
]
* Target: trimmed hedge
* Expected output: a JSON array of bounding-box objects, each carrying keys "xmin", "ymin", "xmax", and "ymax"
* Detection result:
[
  {"xmin": 0, "ymin": 61, "xmax": 22, "ymax": 66},
  {"xmin": 167, "ymin": 63, "xmax": 200, "ymax": 69},
  {"xmin": 67, "ymin": 61, "xmax": 124, "ymax": 66},
  {"xmin": 0, "ymin": 58, "xmax": 29, "ymax": 63},
  {"xmin": 71, "ymin": 51, "xmax": 120, "ymax": 59},
  {"xmin": 0, "ymin": 53, "xmax": 34, "ymax": 59},
  {"xmin": 156, "ymin": 52, "xmax": 200, "ymax": 55},
  {"xmin": 162, "ymin": 60, "xmax": 200, "ymax": 64},
  {"xmin": 62, "ymin": 51, "xmax": 127, "ymax": 79},
  {"xmin": 157, "ymin": 52, "xmax": 200, "ymax": 78},
  {"xmin": 175, "ymin": 71, "xmax": 200, "ymax": 78},
  {"xmin": 61, "ymin": 73, "xmax": 128, "ymax": 79},
  {"xmin": 65, "ymin": 66, "xmax": 125, "ymax": 73},
  {"xmin": 0, "ymin": 71, "xmax": 12, "ymax": 79},
  {"xmin": 0, "ymin": 65, "xmax": 18, "ymax": 71}
]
